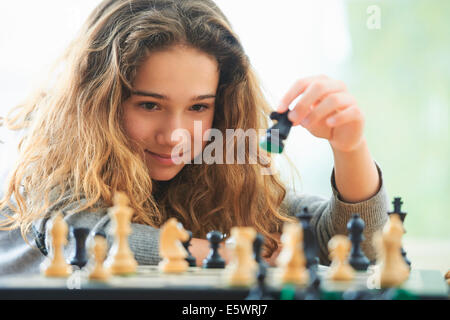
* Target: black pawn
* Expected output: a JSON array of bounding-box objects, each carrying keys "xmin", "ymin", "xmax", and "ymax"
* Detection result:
[
  {"xmin": 388, "ymin": 197, "xmax": 411, "ymax": 268},
  {"xmin": 296, "ymin": 207, "xmax": 319, "ymax": 270},
  {"xmin": 183, "ymin": 230, "xmax": 197, "ymax": 267},
  {"xmin": 69, "ymin": 227, "xmax": 90, "ymax": 269},
  {"xmin": 259, "ymin": 110, "xmax": 293, "ymax": 153},
  {"xmin": 347, "ymin": 214, "xmax": 370, "ymax": 271},
  {"xmin": 202, "ymin": 231, "xmax": 225, "ymax": 268}
]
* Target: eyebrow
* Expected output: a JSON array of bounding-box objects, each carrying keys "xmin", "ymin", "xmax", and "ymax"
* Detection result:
[{"xmin": 132, "ymin": 90, "xmax": 216, "ymax": 101}]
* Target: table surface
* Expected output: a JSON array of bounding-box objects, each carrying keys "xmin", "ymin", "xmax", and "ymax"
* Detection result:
[{"xmin": 0, "ymin": 265, "xmax": 447, "ymax": 300}]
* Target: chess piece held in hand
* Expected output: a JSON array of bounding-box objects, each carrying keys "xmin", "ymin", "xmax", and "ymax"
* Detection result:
[
  {"xmin": 159, "ymin": 218, "xmax": 190, "ymax": 273},
  {"xmin": 41, "ymin": 213, "xmax": 73, "ymax": 277},
  {"xmin": 104, "ymin": 192, "xmax": 138, "ymax": 275},
  {"xmin": 259, "ymin": 110, "xmax": 293, "ymax": 154},
  {"xmin": 379, "ymin": 214, "xmax": 410, "ymax": 288},
  {"xmin": 328, "ymin": 235, "xmax": 355, "ymax": 281},
  {"xmin": 276, "ymin": 222, "xmax": 309, "ymax": 285}
]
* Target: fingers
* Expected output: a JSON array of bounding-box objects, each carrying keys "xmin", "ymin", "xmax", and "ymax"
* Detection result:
[
  {"xmin": 300, "ymin": 92, "xmax": 356, "ymax": 128},
  {"xmin": 288, "ymin": 79, "xmax": 347, "ymax": 125},
  {"xmin": 277, "ymin": 75, "xmax": 328, "ymax": 113},
  {"xmin": 326, "ymin": 105, "xmax": 364, "ymax": 128},
  {"xmin": 276, "ymin": 75, "xmax": 347, "ymax": 126}
]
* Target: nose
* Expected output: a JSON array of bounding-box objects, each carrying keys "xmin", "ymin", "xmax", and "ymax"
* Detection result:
[{"xmin": 155, "ymin": 115, "xmax": 187, "ymax": 148}]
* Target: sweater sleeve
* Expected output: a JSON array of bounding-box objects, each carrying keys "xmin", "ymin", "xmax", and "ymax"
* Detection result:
[
  {"xmin": 282, "ymin": 162, "xmax": 389, "ymax": 265},
  {"xmin": 32, "ymin": 195, "xmax": 161, "ymax": 266}
]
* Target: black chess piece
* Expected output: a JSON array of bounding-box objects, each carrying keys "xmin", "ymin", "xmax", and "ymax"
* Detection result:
[
  {"xmin": 388, "ymin": 197, "xmax": 411, "ymax": 268},
  {"xmin": 253, "ymin": 233, "xmax": 268, "ymax": 269},
  {"xmin": 259, "ymin": 110, "xmax": 293, "ymax": 153},
  {"xmin": 296, "ymin": 207, "xmax": 319, "ymax": 271},
  {"xmin": 245, "ymin": 264, "xmax": 273, "ymax": 300},
  {"xmin": 304, "ymin": 272, "xmax": 322, "ymax": 300},
  {"xmin": 342, "ymin": 289, "xmax": 376, "ymax": 300},
  {"xmin": 347, "ymin": 214, "xmax": 370, "ymax": 271},
  {"xmin": 69, "ymin": 227, "xmax": 90, "ymax": 269},
  {"xmin": 183, "ymin": 230, "xmax": 197, "ymax": 267},
  {"xmin": 295, "ymin": 270, "xmax": 321, "ymax": 300},
  {"xmin": 202, "ymin": 231, "xmax": 225, "ymax": 268}
]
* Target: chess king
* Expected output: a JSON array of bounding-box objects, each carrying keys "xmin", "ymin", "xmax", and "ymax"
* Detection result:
[{"xmin": 104, "ymin": 192, "xmax": 138, "ymax": 275}]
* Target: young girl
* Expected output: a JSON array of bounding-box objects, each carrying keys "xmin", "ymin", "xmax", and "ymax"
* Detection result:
[{"xmin": 0, "ymin": 0, "xmax": 388, "ymax": 275}]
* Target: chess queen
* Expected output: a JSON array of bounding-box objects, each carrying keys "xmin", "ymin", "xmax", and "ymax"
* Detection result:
[{"xmin": 0, "ymin": 0, "xmax": 389, "ymax": 274}]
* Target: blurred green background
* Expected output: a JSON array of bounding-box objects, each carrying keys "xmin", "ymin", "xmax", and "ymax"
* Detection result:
[{"xmin": 342, "ymin": 0, "xmax": 449, "ymax": 241}]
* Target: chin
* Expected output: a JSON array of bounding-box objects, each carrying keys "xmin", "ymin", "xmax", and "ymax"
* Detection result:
[{"xmin": 148, "ymin": 167, "xmax": 184, "ymax": 181}]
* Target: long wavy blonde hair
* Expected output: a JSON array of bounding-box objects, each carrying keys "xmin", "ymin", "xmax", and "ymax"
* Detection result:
[{"xmin": 0, "ymin": 0, "xmax": 298, "ymax": 257}]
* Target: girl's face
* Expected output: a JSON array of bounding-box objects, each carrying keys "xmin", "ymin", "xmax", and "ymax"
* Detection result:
[{"xmin": 122, "ymin": 45, "xmax": 219, "ymax": 181}]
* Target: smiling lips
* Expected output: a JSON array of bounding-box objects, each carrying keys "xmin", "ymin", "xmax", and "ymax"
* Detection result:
[
  {"xmin": 146, "ymin": 150, "xmax": 184, "ymax": 158},
  {"xmin": 145, "ymin": 149, "xmax": 186, "ymax": 165}
]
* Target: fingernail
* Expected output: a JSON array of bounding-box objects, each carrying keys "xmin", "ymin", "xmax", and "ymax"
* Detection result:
[
  {"xmin": 327, "ymin": 117, "xmax": 336, "ymax": 125},
  {"xmin": 288, "ymin": 110, "xmax": 298, "ymax": 122},
  {"xmin": 300, "ymin": 117, "xmax": 310, "ymax": 126}
]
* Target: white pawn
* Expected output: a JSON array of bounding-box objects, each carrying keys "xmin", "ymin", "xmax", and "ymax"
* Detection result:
[
  {"xmin": 104, "ymin": 192, "xmax": 137, "ymax": 275},
  {"xmin": 379, "ymin": 214, "xmax": 410, "ymax": 288},
  {"xmin": 159, "ymin": 218, "xmax": 189, "ymax": 273},
  {"xmin": 88, "ymin": 234, "xmax": 110, "ymax": 281},
  {"xmin": 41, "ymin": 213, "xmax": 72, "ymax": 277},
  {"xmin": 328, "ymin": 235, "xmax": 355, "ymax": 281},
  {"xmin": 276, "ymin": 222, "xmax": 308, "ymax": 285},
  {"xmin": 225, "ymin": 227, "xmax": 257, "ymax": 286}
]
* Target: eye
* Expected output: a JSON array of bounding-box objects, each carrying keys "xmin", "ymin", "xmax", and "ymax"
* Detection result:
[
  {"xmin": 190, "ymin": 104, "xmax": 209, "ymax": 112},
  {"xmin": 138, "ymin": 102, "xmax": 158, "ymax": 111}
]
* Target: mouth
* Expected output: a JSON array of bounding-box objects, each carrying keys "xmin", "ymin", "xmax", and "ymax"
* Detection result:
[
  {"xmin": 145, "ymin": 150, "xmax": 185, "ymax": 158},
  {"xmin": 145, "ymin": 149, "xmax": 187, "ymax": 165},
  {"xmin": 146, "ymin": 151, "xmax": 172, "ymax": 158}
]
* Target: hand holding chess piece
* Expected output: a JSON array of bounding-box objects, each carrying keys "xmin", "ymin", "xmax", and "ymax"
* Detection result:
[
  {"xmin": 41, "ymin": 213, "xmax": 73, "ymax": 277},
  {"xmin": 104, "ymin": 192, "xmax": 138, "ymax": 275},
  {"xmin": 379, "ymin": 214, "xmax": 410, "ymax": 288},
  {"xmin": 276, "ymin": 222, "xmax": 308, "ymax": 285},
  {"xmin": 159, "ymin": 218, "xmax": 190, "ymax": 273},
  {"xmin": 328, "ymin": 235, "xmax": 355, "ymax": 281}
]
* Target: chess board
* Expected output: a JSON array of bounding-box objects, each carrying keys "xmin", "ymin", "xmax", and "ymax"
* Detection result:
[{"xmin": 0, "ymin": 265, "xmax": 447, "ymax": 300}]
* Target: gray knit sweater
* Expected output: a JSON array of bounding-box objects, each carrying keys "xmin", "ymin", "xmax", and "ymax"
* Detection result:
[{"xmin": 0, "ymin": 164, "xmax": 389, "ymax": 276}]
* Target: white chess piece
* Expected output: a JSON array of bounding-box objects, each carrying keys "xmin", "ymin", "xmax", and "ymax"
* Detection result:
[
  {"xmin": 328, "ymin": 235, "xmax": 355, "ymax": 281},
  {"xmin": 88, "ymin": 234, "xmax": 111, "ymax": 281},
  {"xmin": 41, "ymin": 213, "xmax": 72, "ymax": 277},
  {"xmin": 159, "ymin": 218, "xmax": 189, "ymax": 273},
  {"xmin": 104, "ymin": 192, "xmax": 137, "ymax": 275},
  {"xmin": 379, "ymin": 214, "xmax": 410, "ymax": 288},
  {"xmin": 225, "ymin": 227, "xmax": 257, "ymax": 286},
  {"xmin": 276, "ymin": 222, "xmax": 308, "ymax": 285}
]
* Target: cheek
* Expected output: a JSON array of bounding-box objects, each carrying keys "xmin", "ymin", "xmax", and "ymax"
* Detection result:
[
  {"xmin": 123, "ymin": 106, "xmax": 151, "ymax": 142},
  {"xmin": 193, "ymin": 116, "xmax": 215, "ymax": 147}
]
